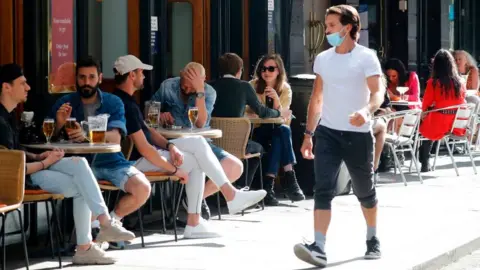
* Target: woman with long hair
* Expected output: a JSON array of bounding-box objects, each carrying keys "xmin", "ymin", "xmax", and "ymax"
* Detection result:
[
  {"xmin": 453, "ymin": 50, "xmax": 479, "ymax": 90},
  {"xmin": 384, "ymin": 58, "xmax": 421, "ymax": 110},
  {"xmin": 418, "ymin": 49, "xmax": 467, "ymax": 172},
  {"xmin": 248, "ymin": 54, "xmax": 305, "ymax": 206}
]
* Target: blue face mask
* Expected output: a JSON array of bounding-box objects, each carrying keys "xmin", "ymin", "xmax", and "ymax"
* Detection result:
[{"xmin": 326, "ymin": 27, "xmax": 346, "ymax": 47}]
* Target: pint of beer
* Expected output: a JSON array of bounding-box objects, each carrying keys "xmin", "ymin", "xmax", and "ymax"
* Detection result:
[
  {"xmin": 43, "ymin": 118, "xmax": 55, "ymax": 143},
  {"xmin": 148, "ymin": 112, "xmax": 159, "ymax": 127},
  {"xmin": 65, "ymin": 117, "xmax": 77, "ymax": 131},
  {"xmin": 89, "ymin": 130, "xmax": 106, "ymax": 143},
  {"xmin": 188, "ymin": 107, "xmax": 199, "ymax": 130},
  {"xmin": 81, "ymin": 114, "xmax": 109, "ymax": 144}
]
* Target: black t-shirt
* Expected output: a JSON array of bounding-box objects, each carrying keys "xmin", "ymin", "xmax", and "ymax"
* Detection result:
[
  {"xmin": 0, "ymin": 103, "xmax": 35, "ymax": 187},
  {"xmin": 113, "ymin": 89, "xmax": 153, "ymax": 161}
]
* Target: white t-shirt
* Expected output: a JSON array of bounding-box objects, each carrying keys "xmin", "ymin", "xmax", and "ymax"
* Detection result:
[{"xmin": 313, "ymin": 44, "xmax": 382, "ymax": 133}]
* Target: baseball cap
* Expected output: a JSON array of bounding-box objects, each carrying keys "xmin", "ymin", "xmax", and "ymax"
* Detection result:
[
  {"xmin": 113, "ymin": 55, "xmax": 153, "ymax": 75},
  {"xmin": 0, "ymin": 63, "xmax": 24, "ymax": 85}
]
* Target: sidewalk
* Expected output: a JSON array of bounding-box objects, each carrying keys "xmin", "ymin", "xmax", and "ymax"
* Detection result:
[{"xmin": 10, "ymin": 154, "xmax": 480, "ymax": 270}]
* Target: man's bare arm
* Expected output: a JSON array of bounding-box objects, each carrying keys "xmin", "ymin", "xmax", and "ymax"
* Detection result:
[
  {"xmin": 148, "ymin": 125, "xmax": 170, "ymax": 149},
  {"xmin": 129, "ymin": 130, "xmax": 176, "ymax": 172},
  {"xmin": 365, "ymin": 75, "xmax": 384, "ymax": 114},
  {"xmin": 105, "ymin": 129, "xmax": 122, "ymax": 144},
  {"xmin": 305, "ymin": 74, "xmax": 324, "ymax": 135}
]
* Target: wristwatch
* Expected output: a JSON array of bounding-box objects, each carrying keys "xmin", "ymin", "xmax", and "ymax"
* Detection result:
[
  {"xmin": 195, "ymin": 92, "xmax": 205, "ymax": 99},
  {"xmin": 304, "ymin": 129, "xmax": 315, "ymax": 137},
  {"xmin": 166, "ymin": 142, "xmax": 175, "ymax": 150}
]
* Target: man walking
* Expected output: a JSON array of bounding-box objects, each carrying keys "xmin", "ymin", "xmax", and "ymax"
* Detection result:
[{"xmin": 293, "ymin": 5, "xmax": 383, "ymax": 267}]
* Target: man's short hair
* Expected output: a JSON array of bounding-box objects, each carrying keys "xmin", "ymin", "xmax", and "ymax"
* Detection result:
[
  {"xmin": 0, "ymin": 63, "xmax": 24, "ymax": 95},
  {"xmin": 326, "ymin": 5, "xmax": 361, "ymax": 41},
  {"xmin": 183, "ymin": 62, "xmax": 206, "ymax": 77},
  {"xmin": 218, "ymin": 53, "xmax": 243, "ymax": 77},
  {"xmin": 113, "ymin": 68, "xmax": 130, "ymax": 85},
  {"xmin": 76, "ymin": 56, "xmax": 101, "ymax": 75}
]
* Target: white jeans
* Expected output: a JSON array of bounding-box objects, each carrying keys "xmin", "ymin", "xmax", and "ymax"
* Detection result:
[
  {"xmin": 30, "ymin": 157, "xmax": 109, "ymax": 245},
  {"xmin": 134, "ymin": 136, "xmax": 230, "ymax": 214}
]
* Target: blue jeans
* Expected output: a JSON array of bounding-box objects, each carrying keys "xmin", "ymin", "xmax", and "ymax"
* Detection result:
[
  {"xmin": 253, "ymin": 124, "xmax": 296, "ymax": 176},
  {"xmin": 30, "ymin": 157, "xmax": 109, "ymax": 245}
]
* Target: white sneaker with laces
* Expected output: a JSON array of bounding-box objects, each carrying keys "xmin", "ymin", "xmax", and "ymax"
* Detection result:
[
  {"xmin": 72, "ymin": 243, "xmax": 117, "ymax": 265},
  {"xmin": 183, "ymin": 218, "xmax": 222, "ymax": 239},
  {"xmin": 227, "ymin": 189, "xmax": 267, "ymax": 215},
  {"xmin": 95, "ymin": 219, "xmax": 135, "ymax": 243}
]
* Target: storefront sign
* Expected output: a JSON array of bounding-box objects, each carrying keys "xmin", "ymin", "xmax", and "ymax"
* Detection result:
[{"xmin": 49, "ymin": 0, "xmax": 75, "ymax": 94}]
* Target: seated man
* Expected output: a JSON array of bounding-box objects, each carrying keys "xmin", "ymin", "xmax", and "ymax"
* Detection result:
[
  {"xmin": 50, "ymin": 57, "xmax": 151, "ymax": 248},
  {"xmin": 210, "ymin": 53, "xmax": 292, "ymax": 205},
  {"xmin": 112, "ymin": 55, "xmax": 266, "ymax": 237},
  {"xmin": 0, "ymin": 63, "xmax": 135, "ymax": 265},
  {"xmin": 151, "ymin": 62, "xmax": 244, "ymax": 217}
]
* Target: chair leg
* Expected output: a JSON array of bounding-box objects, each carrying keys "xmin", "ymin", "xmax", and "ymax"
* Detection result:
[
  {"xmin": 444, "ymin": 138, "xmax": 460, "ymax": 176},
  {"xmin": 137, "ymin": 208, "xmax": 145, "ymax": 248},
  {"xmin": 16, "ymin": 209, "xmax": 30, "ymax": 270},
  {"xmin": 242, "ymin": 159, "xmax": 249, "ymax": 216},
  {"xmin": 45, "ymin": 202, "xmax": 55, "ymax": 259},
  {"xmin": 432, "ymin": 139, "xmax": 441, "ymax": 171},
  {"xmin": 50, "ymin": 201, "xmax": 62, "ymax": 269},
  {"xmin": 159, "ymin": 183, "xmax": 166, "ymax": 233},
  {"xmin": 409, "ymin": 148, "xmax": 424, "ymax": 184},
  {"xmin": 466, "ymin": 142, "xmax": 478, "ymax": 175},
  {"xmin": 216, "ymin": 193, "xmax": 222, "ymax": 220},
  {"xmin": 259, "ymin": 156, "xmax": 265, "ymax": 210},
  {"xmin": 171, "ymin": 182, "xmax": 178, "ymax": 242},
  {"xmin": 390, "ymin": 145, "xmax": 407, "ymax": 186},
  {"xmin": 172, "ymin": 183, "xmax": 185, "ymax": 242},
  {"xmin": 1, "ymin": 213, "xmax": 6, "ymax": 270}
]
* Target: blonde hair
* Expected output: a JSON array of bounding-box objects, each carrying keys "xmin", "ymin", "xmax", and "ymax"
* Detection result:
[{"xmin": 183, "ymin": 62, "xmax": 206, "ymax": 77}]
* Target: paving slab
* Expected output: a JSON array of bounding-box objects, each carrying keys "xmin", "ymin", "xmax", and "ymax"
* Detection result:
[{"xmin": 8, "ymin": 154, "xmax": 480, "ymax": 270}]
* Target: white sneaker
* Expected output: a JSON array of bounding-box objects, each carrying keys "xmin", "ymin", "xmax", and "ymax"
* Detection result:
[
  {"xmin": 96, "ymin": 220, "xmax": 135, "ymax": 243},
  {"xmin": 227, "ymin": 189, "xmax": 267, "ymax": 215},
  {"xmin": 72, "ymin": 244, "xmax": 117, "ymax": 265},
  {"xmin": 183, "ymin": 218, "xmax": 222, "ymax": 239}
]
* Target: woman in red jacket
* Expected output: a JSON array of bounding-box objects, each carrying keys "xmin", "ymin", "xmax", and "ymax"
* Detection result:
[{"xmin": 419, "ymin": 49, "xmax": 467, "ymax": 172}]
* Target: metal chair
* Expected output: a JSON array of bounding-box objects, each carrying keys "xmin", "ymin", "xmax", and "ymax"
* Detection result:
[{"xmin": 383, "ymin": 109, "xmax": 423, "ymax": 185}]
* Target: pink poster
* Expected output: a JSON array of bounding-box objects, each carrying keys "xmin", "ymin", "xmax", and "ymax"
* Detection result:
[{"xmin": 50, "ymin": 0, "xmax": 75, "ymax": 93}]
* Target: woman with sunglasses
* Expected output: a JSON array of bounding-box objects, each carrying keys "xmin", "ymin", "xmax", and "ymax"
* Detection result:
[{"xmin": 248, "ymin": 54, "xmax": 305, "ymax": 206}]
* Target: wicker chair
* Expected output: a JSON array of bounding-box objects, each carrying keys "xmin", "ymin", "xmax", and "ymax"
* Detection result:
[
  {"xmin": 98, "ymin": 137, "xmax": 182, "ymax": 245},
  {"xmin": 0, "ymin": 150, "xmax": 29, "ymax": 270},
  {"xmin": 210, "ymin": 117, "xmax": 264, "ymax": 218}
]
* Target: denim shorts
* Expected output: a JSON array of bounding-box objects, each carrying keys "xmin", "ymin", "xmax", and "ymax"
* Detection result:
[
  {"xmin": 93, "ymin": 164, "xmax": 143, "ymax": 192},
  {"xmin": 208, "ymin": 142, "xmax": 229, "ymax": 161}
]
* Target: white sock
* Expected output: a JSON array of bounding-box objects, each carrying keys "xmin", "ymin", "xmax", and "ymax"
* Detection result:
[
  {"xmin": 91, "ymin": 220, "xmax": 100, "ymax": 229},
  {"xmin": 110, "ymin": 211, "xmax": 122, "ymax": 222}
]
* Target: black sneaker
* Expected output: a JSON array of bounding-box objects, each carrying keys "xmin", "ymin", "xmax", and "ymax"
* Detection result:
[
  {"xmin": 264, "ymin": 190, "xmax": 279, "ymax": 206},
  {"xmin": 365, "ymin": 236, "xmax": 381, "ymax": 259},
  {"xmin": 293, "ymin": 242, "xmax": 327, "ymax": 267}
]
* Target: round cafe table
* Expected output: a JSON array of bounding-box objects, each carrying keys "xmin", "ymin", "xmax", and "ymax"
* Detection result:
[
  {"xmin": 21, "ymin": 142, "xmax": 121, "ymax": 154},
  {"xmin": 156, "ymin": 127, "xmax": 222, "ymax": 139},
  {"xmin": 247, "ymin": 117, "xmax": 285, "ymax": 124}
]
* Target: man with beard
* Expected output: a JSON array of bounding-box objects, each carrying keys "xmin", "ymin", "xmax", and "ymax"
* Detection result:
[
  {"xmin": 151, "ymin": 62, "xmax": 244, "ymax": 219},
  {"xmin": 50, "ymin": 57, "xmax": 151, "ymax": 249}
]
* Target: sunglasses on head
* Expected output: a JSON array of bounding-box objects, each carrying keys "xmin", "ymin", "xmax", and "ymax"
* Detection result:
[{"xmin": 261, "ymin": 66, "xmax": 277, "ymax": 73}]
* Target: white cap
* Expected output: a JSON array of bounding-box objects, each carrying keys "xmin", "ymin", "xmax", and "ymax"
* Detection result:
[{"xmin": 113, "ymin": 55, "xmax": 153, "ymax": 75}]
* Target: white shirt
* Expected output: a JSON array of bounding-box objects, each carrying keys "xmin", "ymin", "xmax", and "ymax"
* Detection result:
[{"xmin": 313, "ymin": 44, "xmax": 382, "ymax": 133}]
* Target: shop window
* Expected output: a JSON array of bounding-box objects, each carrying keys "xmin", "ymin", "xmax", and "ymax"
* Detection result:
[{"xmin": 167, "ymin": 2, "xmax": 193, "ymax": 77}]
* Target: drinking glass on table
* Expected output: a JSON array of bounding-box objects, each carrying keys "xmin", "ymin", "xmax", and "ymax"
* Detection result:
[
  {"xmin": 396, "ymin": 86, "xmax": 409, "ymax": 101},
  {"xmin": 188, "ymin": 107, "xmax": 199, "ymax": 131},
  {"xmin": 146, "ymin": 101, "xmax": 161, "ymax": 128},
  {"xmin": 81, "ymin": 115, "xmax": 109, "ymax": 144},
  {"xmin": 42, "ymin": 118, "xmax": 55, "ymax": 144}
]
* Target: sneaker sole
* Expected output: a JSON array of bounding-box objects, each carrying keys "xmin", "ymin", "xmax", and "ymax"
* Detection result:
[
  {"xmin": 364, "ymin": 254, "xmax": 382, "ymax": 260},
  {"xmin": 96, "ymin": 233, "xmax": 135, "ymax": 243},
  {"xmin": 72, "ymin": 258, "xmax": 116, "ymax": 265},
  {"xmin": 229, "ymin": 192, "xmax": 267, "ymax": 215},
  {"xmin": 183, "ymin": 233, "xmax": 222, "ymax": 239},
  {"xmin": 293, "ymin": 244, "xmax": 327, "ymax": 267}
]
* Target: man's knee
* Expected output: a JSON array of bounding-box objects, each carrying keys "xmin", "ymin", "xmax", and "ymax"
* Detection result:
[
  {"xmin": 221, "ymin": 156, "xmax": 243, "ymax": 182},
  {"xmin": 124, "ymin": 175, "xmax": 151, "ymax": 201},
  {"xmin": 314, "ymin": 193, "xmax": 334, "ymax": 210},
  {"xmin": 357, "ymin": 189, "xmax": 378, "ymax": 209},
  {"xmin": 279, "ymin": 124, "xmax": 292, "ymax": 135}
]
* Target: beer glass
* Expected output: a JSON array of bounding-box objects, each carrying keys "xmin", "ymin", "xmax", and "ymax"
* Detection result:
[
  {"xmin": 145, "ymin": 101, "xmax": 161, "ymax": 128},
  {"xmin": 188, "ymin": 107, "xmax": 199, "ymax": 131},
  {"xmin": 42, "ymin": 118, "xmax": 55, "ymax": 143},
  {"xmin": 65, "ymin": 117, "xmax": 77, "ymax": 132},
  {"xmin": 81, "ymin": 114, "xmax": 109, "ymax": 144}
]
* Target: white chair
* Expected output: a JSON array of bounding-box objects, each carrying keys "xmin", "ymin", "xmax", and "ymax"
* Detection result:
[{"xmin": 383, "ymin": 109, "xmax": 423, "ymax": 186}]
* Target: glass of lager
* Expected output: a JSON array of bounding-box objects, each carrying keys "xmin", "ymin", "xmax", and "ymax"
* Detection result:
[
  {"xmin": 81, "ymin": 114, "xmax": 109, "ymax": 144},
  {"xmin": 188, "ymin": 107, "xmax": 199, "ymax": 131},
  {"xmin": 145, "ymin": 101, "xmax": 161, "ymax": 128},
  {"xmin": 42, "ymin": 118, "xmax": 55, "ymax": 143}
]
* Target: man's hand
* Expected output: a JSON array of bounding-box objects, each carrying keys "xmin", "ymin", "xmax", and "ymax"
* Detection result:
[
  {"xmin": 349, "ymin": 108, "xmax": 370, "ymax": 127},
  {"xmin": 55, "ymin": 103, "xmax": 72, "ymax": 128},
  {"xmin": 301, "ymin": 137, "xmax": 314, "ymax": 160},
  {"xmin": 174, "ymin": 168, "xmax": 189, "ymax": 184},
  {"xmin": 169, "ymin": 145, "xmax": 184, "ymax": 167},
  {"xmin": 67, "ymin": 122, "xmax": 87, "ymax": 142},
  {"xmin": 185, "ymin": 68, "xmax": 205, "ymax": 93},
  {"xmin": 160, "ymin": 112, "xmax": 175, "ymax": 126},
  {"xmin": 279, "ymin": 108, "xmax": 292, "ymax": 120}
]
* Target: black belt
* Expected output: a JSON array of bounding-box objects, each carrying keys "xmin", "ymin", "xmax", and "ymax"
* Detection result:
[{"xmin": 438, "ymin": 109, "xmax": 457, "ymax": 115}]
